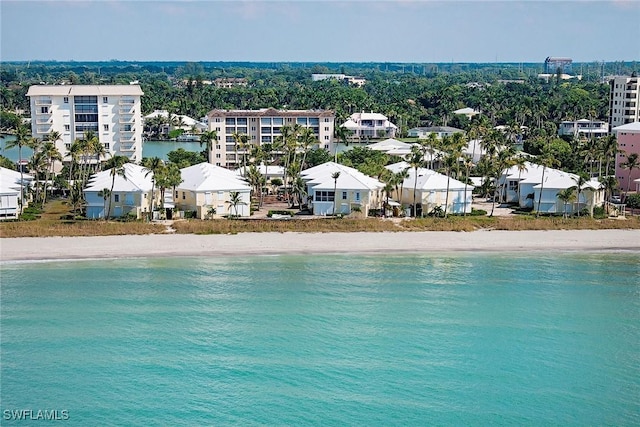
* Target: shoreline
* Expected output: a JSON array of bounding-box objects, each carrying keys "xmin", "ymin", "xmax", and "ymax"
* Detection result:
[{"xmin": 1, "ymin": 229, "xmax": 639, "ymax": 262}]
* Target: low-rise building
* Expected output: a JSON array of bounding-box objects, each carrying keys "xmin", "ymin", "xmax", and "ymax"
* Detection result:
[
  {"xmin": 84, "ymin": 163, "xmax": 157, "ymax": 219},
  {"xmin": 407, "ymin": 126, "xmax": 464, "ymax": 139},
  {"xmin": 341, "ymin": 112, "xmax": 397, "ymax": 142},
  {"xmin": 176, "ymin": 163, "xmax": 252, "ymax": 218},
  {"xmin": 613, "ymin": 122, "xmax": 640, "ymax": 193},
  {"xmin": 558, "ymin": 119, "xmax": 608, "ymax": 138},
  {"xmin": 301, "ymin": 162, "xmax": 384, "ymax": 216}
]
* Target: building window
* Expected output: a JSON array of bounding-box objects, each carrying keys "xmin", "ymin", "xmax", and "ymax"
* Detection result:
[
  {"xmin": 342, "ymin": 191, "xmax": 347, "ymax": 200},
  {"xmin": 215, "ymin": 118, "xmax": 221, "ymax": 122},
  {"xmin": 316, "ymin": 191, "xmax": 335, "ymax": 202},
  {"xmin": 103, "ymin": 124, "xmax": 109, "ymax": 131},
  {"xmin": 225, "ymin": 118, "xmax": 236, "ymax": 125},
  {"xmin": 104, "ymin": 143, "xmax": 110, "ymax": 150},
  {"xmin": 355, "ymin": 192, "xmax": 361, "ymax": 202},
  {"xmin": 215, "ymin": 144, "xmax": 221, "ymax": 149},
  {"xmin": 273, "ymin": 117, "xmax": 283, "ymax": 125},
  {"xmin": 64, "ymin": 124, "xmax": 70, "ymax": 131},
  {"xmin": 325, "ymin": 127, "xmax": 329, "ymax": 131},
  {"xmin": 124, "ymin": 124, "xmax": 132, "ymax": 131},
  {"xmin": 114, "ymin": 194, "xmax": 120, "ymax": 202},
  {"xmin": 216, "ymin": 154, "xmax": 221, "ymax": 158},
  {"xmin": 324, "ymin": 136, "xmax": 329, "ymax": 140},
  {"xmin": 251, "ymin": 126, "xmax": 256, "ymax": 131},
  {"xmin": 260, "ymin": 118, "xmax": 271, "ymax": 125},
  {"xmin": 324, "ymin": 118, "xmax": 330, "ymax": 122},
  {"xmin": 63, "ymin": 97, "xmax": 69, "ymax": 104},
  {"xmin": 182, "ymin": 192, "xmax": 186, "ymax": 200},
  {"xmin": 40, "ymin": 106, "xmax": 49, "ymax": 114},
  {"xmin": 103, "ymin": 97, "xmax": 108, "ymax": 103},
  {"xmin": 175, "ymin": 191, "xmax": 178, "ymax": 198}
]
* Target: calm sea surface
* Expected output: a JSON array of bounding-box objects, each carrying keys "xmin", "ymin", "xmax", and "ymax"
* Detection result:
[{"xmin": 1, "ymin": 253, "xmax": 639, "ymax": 426}]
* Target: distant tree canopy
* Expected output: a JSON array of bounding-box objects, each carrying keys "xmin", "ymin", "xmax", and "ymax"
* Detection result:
[
  {"xmin": 1, "ymin": 60, "xmax": 637, "ymax": 138},
  {"xmin": 167, "ymin": 148, "xmax": 206, "ymax": 168}
]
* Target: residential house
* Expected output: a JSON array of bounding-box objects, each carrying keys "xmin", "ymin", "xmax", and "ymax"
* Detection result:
[
  {"xmin": 386, "ymin": 162, "xmax": 474, "ymax": 215},
  {"xmin": 407, "ymin": 126, "xmax": 464, "ymax": 139},
  {"xmin": 341, "ymin": 112, "xmax": 397, "ymax": 142},
  {"xmin": 0, "ymin": 167, "xmax": 34, "ymax": 219},
  {"xmin": 143, "ymin": 110, "xmax": 207, "ymax": 140},
  {"xmin": 613, "ymin": 122, "xmax": 640, "ymax": 193},
  {"xmin": 453, "ymin": 107, "xmax": 480, "ymax": 120},
  {"xmin": 558, "ymin": 119, "xmax": 608, "ymax": 139},
  {"xmin": 367, "ymin": 138, "xmax": 416, "ymax": 157},
  {"xmin": 176, "ymin": 163, "xmax": 252, "ymax": 218},
  {"xmin": 84, "ymin": 163, "xmax": 157, "ymax": 219},
  {"xmin": 26, "ymin": 84, "xmax": 145, "ymax": 164},
  {"xmin": 311, "ymin": 74, "xmax": 366, "ymax": 86},
  {"xmin": 300, "ymin": 162, "xmax": 384, "ymax": 216},
  {"xmin": 533, "ymin": 173, "xmax": 603, "ymax": 216}
]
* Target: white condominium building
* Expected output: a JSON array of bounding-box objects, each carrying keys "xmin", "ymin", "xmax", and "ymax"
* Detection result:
[
  {"xmin": 26, "ymin": 85, "xmax": 144, "ymax": 163},
  {"xmin": 608, "ymin": 75, "xmax": 639, "ymax": 130},
  {"xmin": 206, "ymin": 108, "xmax": 335, "ymax": 168}
]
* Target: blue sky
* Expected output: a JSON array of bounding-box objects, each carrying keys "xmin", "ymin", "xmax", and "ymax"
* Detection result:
[{"xmin": 1, "ymin": 0, "xmax": 639, "ymax": 63}]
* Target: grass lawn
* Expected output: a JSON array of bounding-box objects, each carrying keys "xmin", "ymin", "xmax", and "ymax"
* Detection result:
[{"xmin": 1, "ymin": 198, "xmax": 639, "ymax": 238}]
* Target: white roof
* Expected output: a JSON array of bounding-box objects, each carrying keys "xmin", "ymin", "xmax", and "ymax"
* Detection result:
[
  {"xmin": 27, "ymin": 85, "xmax": 143, "ymax": 96},
  {"xmin": 302, "ymin": 162, "xmax": 383, "ymax": 191},
  {"xmin": 144, "ymin": 110, "xmax": 206, "ymax": 128},
  {"xmin": 367, "ymin": 138, "xmax": 413, "ymax": 151},
  {"xmin": 180, "ymin": 163, "xmax": 251, "ymax": 192},
  {"xmin": 342, "ymin": 119, "xmax": 359, "ymax": 130},
  {"xmin": 386, "ymin": 162, "xmax": 473, "ymax": 192},
  {"xmin": 0, "ymin": 167, "xmax": 34, "ymax": 190},
  {"xmin": 350, "ymin": 112, "xmax": 389, "ymax": 121},
  {"xmin": 236, "ymin": 163, "xmax": 284, "ymax": 177},
  {"xmin": 85, "ymin": 163, "xmax": 153, "ymax": 192},
  {"xmin": 454, "ymin": 107, "xmax": 480, "ymax": 115},
  {"xmin": 613, "ymin": 122, "xmax": 640, "ymax": 133}
]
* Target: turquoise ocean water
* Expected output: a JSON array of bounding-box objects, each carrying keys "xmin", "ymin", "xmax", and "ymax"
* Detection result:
[{"xmin": 1, "ymin": 253, "xmax": 639, "ymax": 426}]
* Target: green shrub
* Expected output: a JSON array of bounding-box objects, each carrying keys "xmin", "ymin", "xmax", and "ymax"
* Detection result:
[
  {"xmin": 267, "ymin": 210, "xmax": 294, "ymax": 217},
  {"xmin": 469, "ymin": 208, "xmax": 487, "ymax": 216},
  {"xmin": 184, "ymin": 210, "xmax": 198, "ymax": 219},
  {"xmin": 593, "ymin": 205, "xmax": 606, "ymax": 219}
]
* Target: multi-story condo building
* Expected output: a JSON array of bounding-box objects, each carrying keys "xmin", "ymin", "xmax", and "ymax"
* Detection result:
[
  {"xmin": 206, "ymin": 108, "xmax": 335, "ymax": 168},
  {"xmin": 26, "ymin": 85, "xmax": 144, "ymax": 164},
  {"xmin": 558, "ymin": 119, "xmax": 609, "ymax": 139},
  {"xmin": 608, "ymin": 75, "xmax": 639, "ymax": 130},
  {"xmin": 613, "ymin": 122, "xmax": 640, "ymax": 195}
]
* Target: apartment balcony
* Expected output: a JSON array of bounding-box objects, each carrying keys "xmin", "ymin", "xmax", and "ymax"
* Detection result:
[
  {"xmin": 119, "ymin": 115, "xmax": 135, "ymax": 123},
  {"xmin": 36, "ymin": 109, "xmax": 52, "ymax": 116},
  {"xmin": 119, "ymin": 99, "xmax": 136, "ymax": 105},
  {"xmin": 35, "ymin": 99, "xmax": 52, "ymax": 106},
  {"xmin": 35, "ymin": 117, "xmax": 52, "ymax": 124},
  {"xmin": 119, "ymin": 106, "xmax": 135, "ymax": 114},
  {"xmin": 625, "ymin": 102, "xmax": 637, "ymax": 108},
  {"xmin": 119, "ymin": 144, "xmax": 136, "ymax": 152}
]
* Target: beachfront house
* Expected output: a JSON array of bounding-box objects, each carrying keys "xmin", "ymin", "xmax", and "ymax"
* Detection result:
[
  {"xmin": 84, "ymin": 163, "xmax": 157, "ymax": 219},
  {"xmin": 533, "ymin": 173, "xmax": 604, "ymax": 216},
  {"xmin": 300, "ymin": 162, "xmax": 384, "ymax": 216},
  {"xmin": 176, "ymin": 162, "xmax": 251, "ymax": 218},
  {"xmin": 367, "ymin": 138, "xmax": 415, "ymax": 158},
  {"xmin": 386, "ymin": 162, "xmax": 474, "ymax": 215},
  {"xmin": 0, "ymin": 166, "xmax": 34, "ymax": 218}
]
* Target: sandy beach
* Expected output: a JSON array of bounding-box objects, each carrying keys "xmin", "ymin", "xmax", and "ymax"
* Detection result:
[{"xmin": 1, "ymin": 229, "xmax": 639, "ymax": 262}]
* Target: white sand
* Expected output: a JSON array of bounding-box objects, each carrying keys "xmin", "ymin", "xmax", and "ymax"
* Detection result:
[{"xmin": 1, "ymin": 230, "xmax": 639, "ymax": 262}]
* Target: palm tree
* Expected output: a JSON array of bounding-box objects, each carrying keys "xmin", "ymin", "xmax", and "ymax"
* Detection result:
[
  {"xmin": 621, "ymin": 153, "xmax": 639, "ymax": 201},
  {"xmin": 407, "ymin": 146, "xmax": 423, "ymax": 217},
  {"xmin": 334, "ymin": 125, "xmax": 350, "ymax": 163},
  {"xmin": 599, "ymin": 175, "xmax": 618, "ymax": 205},
  {"xmin": 97, "ymin": 188, "xmax": 111, "ymax": 220},
  {"xmin": 199, "ymin": 130, "xmax": 218, "ymax": 163},
  {"xmin": 571, "ymin": 172, "xmax": 589, "ymax": 217},
  {"xmin": 142, "ymin": 157, "xmax": 164, "ymax": 220},
  {"xmin": 226, "ymin": 191, "xmax": 246, "ymax": 218},
  {"xmin": 331, "ymin": 171, "xmax": 341, "ymax": 215},
  {"xmin": 104, "ymin": 155, "xmax": 129, "ymax": 220},
  {"xmin": 535, "ymin": 145, "xmax": 560, "ymax": 218},
  {"xmin": 41, "ymin": 134, "xmax": 62, "ymax": 206},
  {"xmin": 5, "ymin": 124, "xmax": 30, "ymax": 212},
  {"xmin": 442, "ymin": 153, "xmax": 458, "ymax": 218},
  {"xmin": 513, "ymin": 156, "xmax": 528, "ymax": 206},
  {"xmin": 231, "ymin": 131, "xmax": 247, "ymax": 170},
  {"xmin": 557, "ymin": 187, "xmax": 577, "ymax": 219}
]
